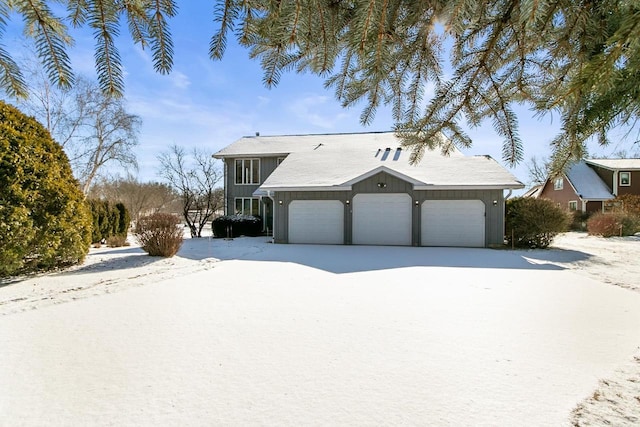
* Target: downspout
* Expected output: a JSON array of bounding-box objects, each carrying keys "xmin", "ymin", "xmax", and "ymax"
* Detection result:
[
  {"xmin": 267, "ymin": 190, "xmax": 276, "ymax": 244},
  {"xmin": 223, "ymin": 160, "xmax": 228, "ymax": 215},
  {"xmin": 504, "ymin": 189, "xmax": 513, "ymax": 199}
]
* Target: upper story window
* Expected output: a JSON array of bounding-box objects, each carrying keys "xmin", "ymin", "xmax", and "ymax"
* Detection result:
[
  {"xmin": 553, "ymin": 177, "xmax": 563, "ymax": 190},
  {"xmin": 620, "ymin": 171, "xmax": 631, "ymax": 186},
  {"xmin": 235, "ymin": 159, "xmax": 260, "ymax": 185}
]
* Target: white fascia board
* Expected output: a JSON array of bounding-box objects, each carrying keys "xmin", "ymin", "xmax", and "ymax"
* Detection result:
[
  {"xmin": 414, "ymin": 184, "xmax": 525, "ymax": 190},
  {"xmin": 214, "ymin": 152, "xmax": 291, "ymax": 159},
  {"xmin": 258, "ymin": 185, "xmax": 352, "ymax": 192},
  {"xmin": 341, "ymin": 166, "xmax": 424, "ymax": 186}
]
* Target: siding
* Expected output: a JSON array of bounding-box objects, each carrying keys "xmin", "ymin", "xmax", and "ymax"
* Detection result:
[
  {"xmin": 590, "ymin": 165, "xmax": 614, "ymax": 190},
  {"xmin": 538, "ymin": 176, "xmax": 581, "ymax": 211},
  {"xmin": 224, "ymin": 157, "xmax": 282, "ymax": 214},
  {"xmin": 274, "ymin": 171, "xmax": 506, "ymax": 247},
  {"xmin": 618, "ymin": 171, "xmax": 640, "ymax": 196}
]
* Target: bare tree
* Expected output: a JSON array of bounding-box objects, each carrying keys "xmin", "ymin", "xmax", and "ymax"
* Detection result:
[
  {"xmin": 526, "ymin": 156, "xmax": 551, "ymax": 186},
  {"xmin": 88, "ymin": 175, "xmax": 180, "ymax": 222},
  {"xmin": 157, "ymin": 145, "xmax": 223, "ymax": 238},
  {"xmin": 10, "ymin": 45, "xmax": 141, "ymax": 194},
  {"xmin": 72, "ymin": 79, "xmax": 141, "ymax": 194}
]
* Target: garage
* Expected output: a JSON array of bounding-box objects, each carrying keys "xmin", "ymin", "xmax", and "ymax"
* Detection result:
[
  {"xmin": 352, "ymin": 193, "xmax": 412, "ymax": 246},
  {"xmin": 288, "ymin": 200, "xmax": 344, "ymax": 244},
  {"xmin": 421, "ymin": 200, "xmax": 485, "ymax": 247}
]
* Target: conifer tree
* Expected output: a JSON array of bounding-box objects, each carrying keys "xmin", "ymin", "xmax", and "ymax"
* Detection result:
[{"xmin": 1, "ymin": 1, "xmax": 638, "ymax": 169}]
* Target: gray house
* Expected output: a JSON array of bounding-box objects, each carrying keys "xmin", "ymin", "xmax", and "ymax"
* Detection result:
[{"xmin": 214, "ymin": 132, "xmax": 523, "ymax": 247}]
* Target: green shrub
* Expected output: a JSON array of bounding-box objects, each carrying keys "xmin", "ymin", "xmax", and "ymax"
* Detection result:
[
  {"xmin": 87, "ymin": 199, "xmax": 130, "ymax": 243},
  {"xmin": 212, "ymin": 215, "xmax": 263, "ymax": 238},
  {"xmin": 0, "ymin": 101, "xmax": 91, "ymax": 276},
  {"xmin": 570, "ymin": 211, "xmax": 590, "ymax": 231},
  {"xmin": 587, "ymin": 212, "xmax": 640, "ymax": 237},
  {"xmin": 134, "ymin": 213, "xmax": 183, "ymax": 257},
  {"xmin": 505, "ymin": 197, "xmax": 570, "ymax": 249}
]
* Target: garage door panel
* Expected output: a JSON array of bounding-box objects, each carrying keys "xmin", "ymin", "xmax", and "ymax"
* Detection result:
[
  {"xmin": 422, "ymin": 200, "xmax": 485, "ymax": 247},
  {"xmin": 353, "ymin": 193, "xmax": 412, "ymax": 246},
  {"xmin": 289, "ymin": 200, "xmax": 344, "ymax": 244}
]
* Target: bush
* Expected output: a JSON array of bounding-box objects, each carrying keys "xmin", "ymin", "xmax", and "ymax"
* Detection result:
[
  {"xmin": 0, "ymin": 101, "xmax": 91, "ymax": 277},
  {"xmin": 106, "ymin": 235, "xmax": 129, "ymax": 247},
  {"xmin": 87, "ymin": 199, "xmax": 131, "ymax": 243},
  {"xmin": 134, "ymin": 213, "xmax": 183, "ymax": 257},
  {"xmin": 587, "ymin": 212, "xmax": 640, "ymax": 237},
  {"xmin": 505, "ymin": 197, "xmax": 570, "ymax": 249},
  {"xmin": 212, "ymin": 215, "xmax": 263, "ymax": 238},
  {"xmin": 616, "ymin": 194, "xmax": 640, "ymax": 216},
  {"xmin": 570, "ymin": 211, "xmax": 590, "ymax": 231}
]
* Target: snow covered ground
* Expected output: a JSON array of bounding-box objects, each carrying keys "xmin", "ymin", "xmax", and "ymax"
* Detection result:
[{"xmin": 0, "ymin": 232, "xmax": 639, "ymax": 426}]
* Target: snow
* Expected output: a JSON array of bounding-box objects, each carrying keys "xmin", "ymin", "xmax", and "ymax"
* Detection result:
[
  {"xmin": 1, "ymin": 232, "xmax": 640, "ymax": 425},
  {"xmin": 566, "ymin": 161, "xmax": 614, "ymax": 200}
]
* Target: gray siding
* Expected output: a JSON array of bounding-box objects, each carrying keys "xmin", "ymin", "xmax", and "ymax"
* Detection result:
[
  {"xmin": 273, "ymin": 171, "xmax": 506, "ymax": 247},
  {"xmin": 224, "ymin": 156, "xmax": 283, "ymax": 214}
]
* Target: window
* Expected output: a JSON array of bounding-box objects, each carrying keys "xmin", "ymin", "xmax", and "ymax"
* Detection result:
[
  {"xmin": 235, "ymin": 198, "xmax": 260, "ymax": 216},
  {"xmin": 235, "ymin": 159, "xmax": 260, "ymax": 184},
  {"xmin": 553, "ymin": 177, "xmax": 563, "ymax": 190},
  {"xmin": 620, "ymin": 172, "xmax": 631, "ymax": 186},
  {"xmin": 568, "ymin": 201, "xmax": 578, "ymax": 211}
]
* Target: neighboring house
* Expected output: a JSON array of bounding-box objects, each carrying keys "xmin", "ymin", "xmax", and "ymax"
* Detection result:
[
  {"xmin": 537, "ymin": 159, "xmax": 640, "ymax": 213},
  {"xmin": 214, "ymin": 132, "xmax": 523, "ymax": 247}
]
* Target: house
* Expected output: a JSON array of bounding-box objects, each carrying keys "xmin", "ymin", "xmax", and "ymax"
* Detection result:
[
  {"xmin": 537, "ymin": 159, "xmax": 640, "ymax": 213},
  {"xmin": 213, "ymin": 132, "xmax": 524, "ymax": 247}
]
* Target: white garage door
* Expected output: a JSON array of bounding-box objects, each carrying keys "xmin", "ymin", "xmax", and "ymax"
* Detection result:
[
  {"xmin": 421, "ymin": 200, "xmax": 485, "ymax": 247},
  {"xmin": 288, "ymin": 200, "xmax": 344, "ymax": 244},
  {"xmin": 353, "ymin": 193, "xmax": 412, "ymax": 246}
]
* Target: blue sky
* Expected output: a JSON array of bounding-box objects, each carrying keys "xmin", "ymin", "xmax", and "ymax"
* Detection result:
[{"xmin": 3, "ymin": 3, "xmax": 633, "ymax": 189}]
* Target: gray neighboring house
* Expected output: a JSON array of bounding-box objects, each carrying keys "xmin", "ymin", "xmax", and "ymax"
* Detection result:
[{"xmin": 214, "ymin": 132, "xmax": 524, "ymax": 247}]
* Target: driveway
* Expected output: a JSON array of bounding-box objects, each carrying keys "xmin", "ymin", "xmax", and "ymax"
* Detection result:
[{"xmin": 1, "ymin": 237, "xmax": 640, "ymax": 426}]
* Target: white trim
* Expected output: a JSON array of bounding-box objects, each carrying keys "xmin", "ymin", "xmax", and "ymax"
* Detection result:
[
  {"xmin": 341, "ymin": 165, "xmax": 423, "ymax": 186},
  {"xmin": 414, "ymin": 184, "xmax": 524, "ymax": 190},
  {"xmin": 258, "ymin": 185, "xmax": 353, "ymax": 192},
  {"xmin": 235, "ymin": 158, "xmax": 261, "ymax": 185},
  {"xmin": 619, "ymin": 171, "xmax": 631, "ymax": 187},
  {"xmin": 234, "ymin": 197, "xmax": 261, "ymax": 216}
]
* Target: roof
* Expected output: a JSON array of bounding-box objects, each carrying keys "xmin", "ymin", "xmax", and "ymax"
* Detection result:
[
  {"xmin": 585, "ymin": 158, "xmax": 640, "ymax": 171},
  {"xmin": 522, "ymin": 184, "xmax": 543, "ymax": 198},
  {"xmin": 218, "ymin": 132, "xmax": 523, "ymax": 192},
  {"xmin": 566, "ymin": 161, "xmax": 614, "ymax": 200}
]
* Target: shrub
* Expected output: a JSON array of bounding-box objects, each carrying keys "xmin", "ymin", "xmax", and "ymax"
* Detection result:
[
  {"xmin": 0, "ymin": 101, "xmax": 91, "ymax": 277},
  {"xmin": 616, "ymin": 194, "xmax": 640, "ymax": 216},
  {"xmin": 106, "ymin": 235, "xmax": 129, "ymax": 247},
  {"xmin": 570, "ymin": 211, "xmax": 590, "ymax": 231},
  {"xmin": 134, "ymin": 213, "xmax": 183, "ymax": 257},
  {"xmin": 587, "ymin": 212, "xmax": 640, "ymax": 237},
  {"xmin": 87, "ymin": 199, "xmax": 130, "ymax": 243},
  {"xmin": 212, "ymin": 215, "xmax": 263, "ymax": 238},
  {"xmin": 505, "ymin": 197, "xmax": 570, "ymax": 249}
]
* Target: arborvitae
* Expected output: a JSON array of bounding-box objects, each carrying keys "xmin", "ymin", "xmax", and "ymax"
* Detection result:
[{"xmin": 0, "ymin": 101, "xmax": 91, "ymax": 276}]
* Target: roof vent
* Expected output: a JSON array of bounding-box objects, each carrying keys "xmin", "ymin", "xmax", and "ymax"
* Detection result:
[
  {"xmin": 255, "ymin": 132, "xmax": 260, "ymax": 136},
  {"xmin": 380, "ymin": 147, "xmax": 391, "ymax": 161}
]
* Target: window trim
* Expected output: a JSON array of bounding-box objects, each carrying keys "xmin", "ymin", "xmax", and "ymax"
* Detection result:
[
  {"xmin": 619, "ymin": 171, "xmax": 631, "ymax": 187},
  {"xmin": 234, "ymin": 197, "xmax": 261, "ymax": 216},
  {"xmin": 553, "ymin": 177, "xmax": 564, "ymax": 190},
  {"xmin": 568, "ymin": 201, "xmax": 578, "ymax": 211},
  {"xmin": 235, "ymin": 158, "xmax": 260, "ymax": 185}
]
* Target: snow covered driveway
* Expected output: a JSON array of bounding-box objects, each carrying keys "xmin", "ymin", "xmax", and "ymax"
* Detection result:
[{"xmin": 1, "ymin": 237, "xmax": 640, "ymax": 426}]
